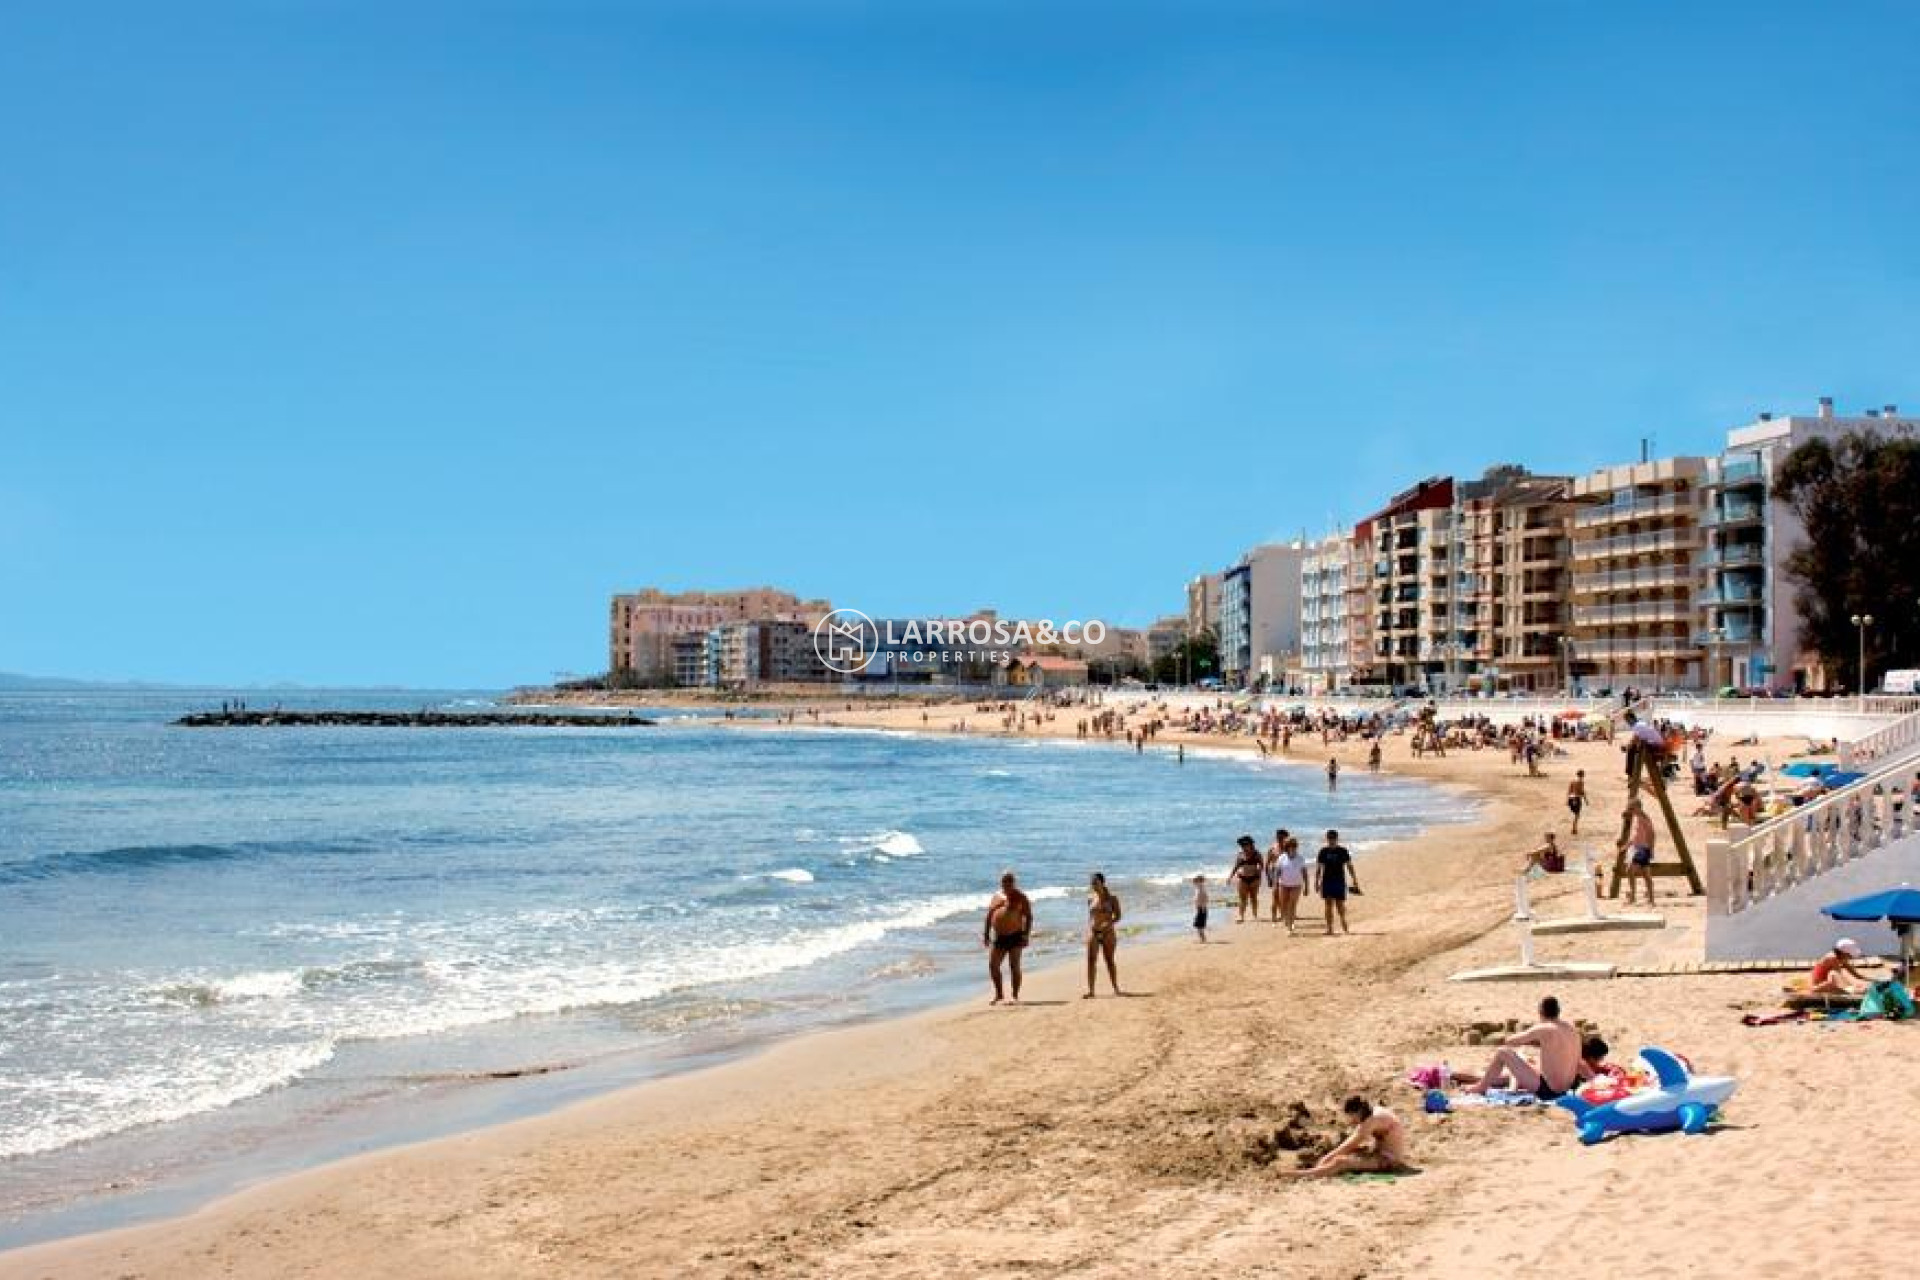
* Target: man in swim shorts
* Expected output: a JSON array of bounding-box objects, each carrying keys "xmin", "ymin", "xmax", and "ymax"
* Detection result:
[
  {"xmin": 983, "ymin": 871, "xmax": 1034, "ymax": 1005},
  {"xmin": 1618, "ymin": 799, "xmax": 1657, "ymax": 905},
  {"xmin": 1463, "ymin": 995, "xmax": 1582, "ymax": 1100}
]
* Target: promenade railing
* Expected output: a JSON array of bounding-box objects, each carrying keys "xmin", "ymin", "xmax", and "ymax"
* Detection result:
[
  {"xmin": 1704, "ymin": 744, "xmax": 1920, "ymax": 918},
  {"xmin": 1838, "ymin": 706, "xmax": 1920, "ymax": 770}
]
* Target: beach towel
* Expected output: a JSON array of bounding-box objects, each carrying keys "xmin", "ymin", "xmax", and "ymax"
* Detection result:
[{"xmin": 1444, "ymin": 1089, "xmax": 1542, "ymax": 1108}]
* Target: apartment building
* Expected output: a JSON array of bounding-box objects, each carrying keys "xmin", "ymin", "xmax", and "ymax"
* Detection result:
[
  {"xmin": 1332, "ymin": 469, "xmax": 1574, "ymax": 693},
  {"xmin": 1703, "ymin": 397, "xmax": 1918, "ymax": 691},
  {"xmin": 706, "ymin": 619, "xmax": 831, "ymax": 687},
  {"xmin": 1218, "ymin": 542, "xmax": 1307, "ymax": 687},
  {"xmin": 1568, "ymin": 457, "xmax": 1710, "ymax": 691},
  {"xmin": 1186, "ymin": 573, "xmax": 1224, "ymax": 641},
  {"xmin": 608, "ymin": 586, "xmax": 832, "ymax": 684},
  {"xmin": 1145, "ymin": 615, "xmax": 1188, "ymax": 665},
  {"xmin": 1352, "ymin": 478, "xmax": 1454, "ymax": 688},
  {"xmin": 1299, "ymin": 532, "xmax": 1354, "ymax": 692},
  {"xmin": 1476, "ymin": 470, "xmax": 1578, "ymax": 692}
]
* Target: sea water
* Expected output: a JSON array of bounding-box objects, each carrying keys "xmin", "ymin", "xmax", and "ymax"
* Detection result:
[{"xmin": 0, "ymin": 689, "xmax": 1459, "ymax": 1241}]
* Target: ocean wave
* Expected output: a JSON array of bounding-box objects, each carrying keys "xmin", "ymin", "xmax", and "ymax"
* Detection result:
[
  {"xmin": 0, "ymin": 838, "xmax": 373, "ymax": 885},
  {"xmin": 840, "ymin": 829, "xmax": 925, "ymax": 858},
  {"xmin": 0, "ymin": 1039, "xmax": 338, "ymax": 1160},
  {"xmin": 148, "ymin": 958, "xmax": 428, "ymax": 1008},
  {"xmin": 0, "ymin": 843, "xmax": 245, "ymax": 884},
  {"xmin": 762, "ymin": 868, "xmax": 815, "ymax": 884}
]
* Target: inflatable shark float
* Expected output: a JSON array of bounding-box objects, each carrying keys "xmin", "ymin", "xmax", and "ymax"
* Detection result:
[{"xmin": 1556, "ymin": 1047, "xmax": 1737, "ymax": 1145}]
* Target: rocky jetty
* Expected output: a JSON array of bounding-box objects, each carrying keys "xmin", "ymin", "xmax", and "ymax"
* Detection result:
[{"xmin": 174, "ymin": 709, "xmax": 656, "ymax": 729}]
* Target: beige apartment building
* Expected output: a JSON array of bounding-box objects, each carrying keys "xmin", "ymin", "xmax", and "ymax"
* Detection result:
[
  {"xmin": 1310, "ymin": 468, "xmax": 1576, "ymax": 694},
  {"xmin": 1568, "ymin": 458, "xmax": 1709, "ymax": 691},
  {"xmin": 1476, "ymin": 471, "xmax": 1578, "ymax": 692},
  {"xmin": 609, "ymin": 587, "xmax": 832, "ymax": 684},
  {"xmin": 1185, "ymin": 573, "xmax": 1223, "ymax": 640}
]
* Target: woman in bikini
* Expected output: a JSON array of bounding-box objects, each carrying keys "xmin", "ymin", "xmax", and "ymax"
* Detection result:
[{"xmin": 1084, "ymin": 872, "xmax": 1123, "ymax": 998}]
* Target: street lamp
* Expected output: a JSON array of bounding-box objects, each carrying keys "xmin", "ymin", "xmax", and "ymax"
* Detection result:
[
  {"xmin": 1558, "ymin": 634, "xmax": 1575, "ymax": 698},
  {"xmin": 1851, "ymin": 613, "xmax": 1874, "ymax": 710}
]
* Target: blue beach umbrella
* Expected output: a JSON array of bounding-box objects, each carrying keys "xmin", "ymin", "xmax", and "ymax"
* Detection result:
[
  {"xmin": 1822, "ymin": 886, "xmax": 1920, "ymax": 972},
  {"xmin": 1822, "ymin": 887, "xmax": 1920, "ymax": 925}
]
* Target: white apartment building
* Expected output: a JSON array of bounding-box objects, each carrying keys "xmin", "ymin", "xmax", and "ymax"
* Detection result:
[
  {"xmin": 1299, "ymin": 532, "xmax": 1353, "ymax": 692},
  {"xmin": 1218, "ymin": 542, "xmax": 1307, "ymax": 687},
  {"xmin": 1703, "ymin": 397, "xmax": 1918, "ymax": 692}
]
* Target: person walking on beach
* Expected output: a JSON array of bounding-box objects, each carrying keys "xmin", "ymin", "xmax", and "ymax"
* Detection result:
[
  {"xmin": 1314, "ymin": 829, "xmax": 1358, "ymax": 935},
  {"xmin": 1263, "ymin": 829, "xmax": 1286, "ymax": 923},
  {"xmin": 983, "ymin": 871, "xmax": 1033, "ymax": 1005},
  {"xmin": 1368, "ymin": 739, "xmax": 1382, "ymax": 773},
  {"xmin": 1566, "ymin": 769, "xmax": 1587, "ymax": 834},
  {"xmin": 1326, "ymin": 757, "xmax": 1340, "ymax": 791},
  {"xmin": 1191, "ymin": 875, "xmax": 1210, "ymax": 943},
  {"xmin": 1618, "ymin": 798, "xmax": 1657, "ymax": 905},
  {"xmin": 1084, "ymin": 872, "xmax": 1123, "ymax": 998},
  {"xmin": 1279, "ymin": 1097, "xmax": 1411, "ymax": 1179},
  {"xmin": 1230, "ymin": 836, "xmax": 1265, "ymax": 923},
  {"xmin": 1271, "ymin": 833, "xmax": 1309, "ymax": 932}
]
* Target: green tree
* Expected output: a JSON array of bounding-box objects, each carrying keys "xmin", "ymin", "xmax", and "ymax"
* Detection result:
[
  {"xmin": 1151, "ymin": 629, "xmax": 1219, "ymax": 685},
  {"xmin": 1773, "ymin": 429, "xmax": 1920, "ymax": 689}
]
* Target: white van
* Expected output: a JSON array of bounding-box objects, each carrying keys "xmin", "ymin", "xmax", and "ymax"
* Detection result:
[{"xmin": 1880, "ymin": 669, "xmax": 1920, "ymax": 695}]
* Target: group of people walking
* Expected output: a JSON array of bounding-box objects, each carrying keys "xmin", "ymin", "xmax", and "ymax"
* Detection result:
[
  {"xmin": 1219, "ymin": 829, "xmax": 1360, "ymax": 937},
  {"xmin": 983, "ymin": 827, "xmax": 1365, "ymax": 1004}
]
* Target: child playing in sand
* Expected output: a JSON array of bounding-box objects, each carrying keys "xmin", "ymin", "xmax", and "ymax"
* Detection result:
[
  {"xmin": 1808, "ymin": 938, "xmax": 1871, "ymax": 994},
  {"xmin": 1191, "ymin": 875, "xmax": 1209, "ymax": 943}
]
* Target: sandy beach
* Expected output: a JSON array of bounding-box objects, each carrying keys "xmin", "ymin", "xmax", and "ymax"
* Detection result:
[{"xmin": 5, "ymin": 700, "xmax": 1912, "ymax": 1279}]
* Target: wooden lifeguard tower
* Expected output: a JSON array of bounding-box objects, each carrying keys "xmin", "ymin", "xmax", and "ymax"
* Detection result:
[{"xmin": 1607, "ymin": 725, "xmax": 1704, "ymax": 897}]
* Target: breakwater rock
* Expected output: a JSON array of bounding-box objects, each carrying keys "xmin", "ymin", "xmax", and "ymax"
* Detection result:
[{"xmin": 175, "ymin": 710, "xmax": 656, "ymax": 729}]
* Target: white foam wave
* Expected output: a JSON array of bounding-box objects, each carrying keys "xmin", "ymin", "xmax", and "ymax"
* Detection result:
[
  {"xmin": 765, "ymin": 868, "xmax": 815, "ymax": 884},
  {"xmin": 0, "ymin": 1039, "xmax": 337, "ymax": 1160}
]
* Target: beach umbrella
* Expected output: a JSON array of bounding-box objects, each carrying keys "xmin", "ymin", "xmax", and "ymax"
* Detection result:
[{"xmin": 1822, "ymin": 886, "xmax": 1920, "ymax": 973}]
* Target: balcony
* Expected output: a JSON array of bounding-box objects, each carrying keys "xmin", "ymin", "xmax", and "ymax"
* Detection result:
[
  {"xmin": 1572, "ymin": 492, "xmax": 1693, "ymax": 529},
  {"xmin": 1570, "ymin": 527, "xmax": 1700, "ymax": 561},
  {"xmin": 1709, "ymin": 456, "xmax": 1764, "ymax": 489},
  {"xmin": 1572, "ymin": 601, "xmax": 1692, "ymax": 626},
  {"xmin": 1696, "ymin": 584, "xmax": 1764, "ymax": 608},
  {"xmin": 1698, "ymin": 623, "xmax": 1760, "ymax": 645},
  {"xmin": 1572, "ymin": 564, "xmax": 1700, "ymax": 593},
  {"xmin": 1570, "ymin": 638, "xmax": 1704, "ymax": 661},
  {"xmin": 1706, "ymin": 544, "xmax": 1764, "ymax": 567},
  {"xmin": 1701, "ymin": 498, "xmax": 1764, "ymax": 529}
]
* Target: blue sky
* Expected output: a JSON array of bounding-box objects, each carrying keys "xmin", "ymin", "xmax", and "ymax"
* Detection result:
[{"xmin": 3, "ymin": 1, "xmax": 1915, "ymax": 687}]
